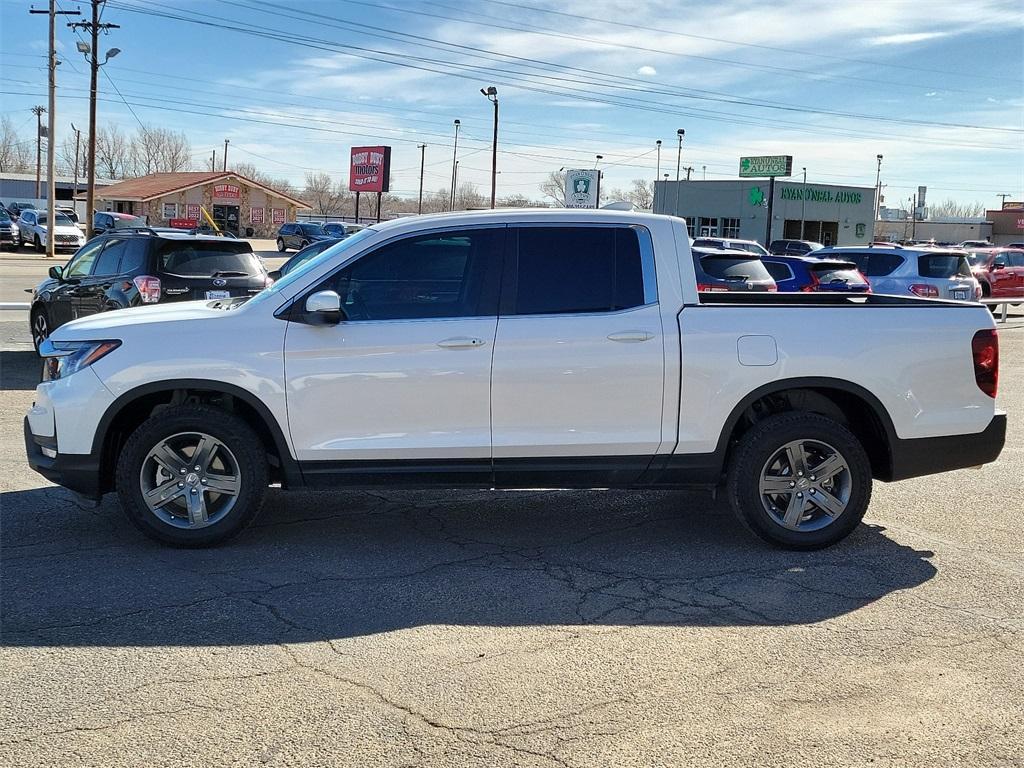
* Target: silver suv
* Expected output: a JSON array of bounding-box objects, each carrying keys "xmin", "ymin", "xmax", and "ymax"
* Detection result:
[{"xmin": 816, "ymin": 246, "xmax": 980, "ymax": 301}]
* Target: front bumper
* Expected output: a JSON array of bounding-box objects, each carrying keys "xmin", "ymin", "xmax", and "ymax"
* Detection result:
[
  {"xmin": 887, "ymin": 412, "xmax": 1007, "ymax": 481},
  {"xmin": 24, "ymin": 417, "xmax": 102, "ymax": 498}
]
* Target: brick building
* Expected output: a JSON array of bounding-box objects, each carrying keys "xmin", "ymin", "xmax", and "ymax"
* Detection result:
[{"xmin": 87, "ymin": 171, "xmax": 308, "ymax": 237}]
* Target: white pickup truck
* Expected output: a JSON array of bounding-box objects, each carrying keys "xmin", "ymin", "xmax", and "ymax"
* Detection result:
[{"xmin": 25, "ymin": 210, "xmax": 1006, "ymax": 549}]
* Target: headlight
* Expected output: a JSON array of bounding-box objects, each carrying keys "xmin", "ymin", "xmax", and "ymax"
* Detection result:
[{"xmin": 39, "ymin": 339, "xmax": 121, "ymax": 381}]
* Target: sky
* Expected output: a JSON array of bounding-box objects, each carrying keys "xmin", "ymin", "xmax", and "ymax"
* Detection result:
[{"xmin": 1, "ymin": 0, "xmax": 1022, "ymax": 208}]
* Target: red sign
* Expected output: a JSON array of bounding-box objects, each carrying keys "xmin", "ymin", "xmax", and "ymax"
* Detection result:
[
  {"xmin": 250, "ymin": 207, "xmax": 265, "ymax": 224},
  {"xmin": 1017, "ymin": 217, "xmax": 1024, "ymax": 230},
  {"xmin": 169, "ymin": 218, "xmax": 196, "ymax": 229},
  {"xmin": 185, "ymin": 204, "xmax": 201, "ymax": 220},
  {"xmin": 213, "ymin": 184, "xmax": 241, "ymax": 199},
  {"xmin": 271, "ymin": 207, "xmax": 285, "ymax": 224},
  {"xmin": 349, "ymin": 146, "xmax": 391, "ymax": 193}
]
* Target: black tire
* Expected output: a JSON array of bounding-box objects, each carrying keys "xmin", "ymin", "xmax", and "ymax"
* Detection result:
[
  {"xmin": 277, "ymin": 238, "xmax": 286, "ymax": 252},
  {"xmin": 30, "ymin": 306, "xmax": 49, "ymax": 352},
  {"xmin": 116, "ymin": 405, "xmax": 268, "ymax": 547},
  {"xmin": 34, "ymin": 235, "xmax": 43, "ymax": 253},
  {"xmin": 726, "ymin": 412, "xmax": 872, "ymax": 550}
]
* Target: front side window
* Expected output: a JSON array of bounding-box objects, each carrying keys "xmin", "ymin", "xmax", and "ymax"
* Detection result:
[
  {"xmin": 324, "ymin": 228, "xmax": 504, "ymax": 321},
  {"xmin": 64, "ymin": 238, "xmax": 105, "ymax": 278},
  {"xmin": 510, "ymin": 226, "xmax": 648, "ymax": 315}
]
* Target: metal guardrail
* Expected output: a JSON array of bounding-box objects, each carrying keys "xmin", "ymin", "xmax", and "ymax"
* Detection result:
[{"xmin": 982, "ymin": 298, "xmax": 1022, "ymax": 324}]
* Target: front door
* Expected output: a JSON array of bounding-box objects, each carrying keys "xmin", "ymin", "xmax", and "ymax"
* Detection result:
[
  {"xmin": 212, "ymin": 205, "xmax": 240, "ymax": 236},
  {"xmin": 490, "ymin": 224, "xmax": 665, "ymax": 486},
  {"xmin": 284, "ymin": 226, "xmax": 505, "ymax": 483},
  {"xmin": 50, "ymin": 238, "xmax": 104, "ymax": 327}
]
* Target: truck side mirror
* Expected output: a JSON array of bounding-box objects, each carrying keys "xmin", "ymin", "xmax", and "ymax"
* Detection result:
[{"xmin": 302, "ymin": 290, "xmax": 344, "ymax": 325}]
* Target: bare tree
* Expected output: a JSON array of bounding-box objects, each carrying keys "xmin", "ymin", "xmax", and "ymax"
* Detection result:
[
  {"xmin": 0, "ymin": 116, "xmax": 33, "ymax": 173},
  {"xmin": 927, "ymin": 198, "xmax": 986, "ymax": 219},
  {"xmin": 454, "ymin": 181, "xmax": 485, "ymax": 210},
  {"xmin": 627, "ymin": 178, "xmax": 654, "ymax": 210},
  {"xmin": 303, "ymin": 171, "xmax": 351, "ymax": 215},
  {"xmin": 127, "ymin": 125, "xmax": 191, "ymax": 176},
  {"xmin": 539, "ymin": 170, "xmax": 566, "ymax": 206},
  {"xmin": 94, "ymin": 125, "xmax": 131, "ymax": 179},
  {"xmin": 498, "ymin": 193, "xmax": 540, "ymax": 208}
]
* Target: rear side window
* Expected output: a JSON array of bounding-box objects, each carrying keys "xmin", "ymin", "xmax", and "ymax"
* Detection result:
[
  {"xmin": 700, "ymin": 254, "xmax": 773, "ymax": 282},
  {"xmin": 511, "ymin": 226, "xmax": 647, "ymax": 315},
  {"xmin": 93, "ymin": 239, "xmax": 131, "ymax": 276},
  {"xmin": 157, "ymin": 241, "xmax": 263, "ymax": 277},
  {"xmin": 1007, "ymin": 251, "xmax": 1024, "ymax": 267},
  {"xmin": 918, "ymin": 254, "xmax": 971, "ymax": 279},
  {"xmin": 763, "ymin": 261, "xmax": 792, "ymax": 281},
  {"xmin": 842, "ymin": 251, "xmax": 903, "ymax": 276}
]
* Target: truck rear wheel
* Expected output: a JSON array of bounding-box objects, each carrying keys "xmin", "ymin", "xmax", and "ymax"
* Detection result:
[
  {"xmin": 726, "ymin": 412, "xmax": 871, "ymax": 549},
  {"xmin": 115, "ymin": 405, "xmax": 268, "ymax": 547}
]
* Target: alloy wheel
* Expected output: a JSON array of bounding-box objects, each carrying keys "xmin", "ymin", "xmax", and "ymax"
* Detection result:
[
  {"xmin": 32, "ymin": 311, "xmax": 48, "ymax": 350},
  {"xmin": 758, "ymin": 439, "xmax": 851, "ymax": 532},
  {"xmin": 139, "ymin": 431, "xmax": 241, "ymax": 529}
]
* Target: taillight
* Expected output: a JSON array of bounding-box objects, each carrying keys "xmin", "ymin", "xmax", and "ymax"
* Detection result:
[
  {"xmin": 697, "ymin": 283, "xmax": 729, "ymax": 292},
  {"xmin": 133, "ymin": 275, "xmax": 161, "ymax": 303},
  {"xmin": 972, "ymin": 329, "xmax": 998, "ymax": 398},
  {"xmin": 909, "ymin": 284, "xmax": 939, "ymax": 298},
  {"xmin": 974, "ymin": 284, "xmax": 982, "ymax": 301},
  {"xmin": 766, "ymin": 283, "xmax": 778, "ymax": 292}
]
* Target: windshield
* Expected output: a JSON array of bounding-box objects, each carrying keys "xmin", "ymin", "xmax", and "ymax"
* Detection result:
[
  {"xmin": 299, "ymin": 223, "xmax": 325, "ymax": 236},
  {"xmin": 966, "ymin": 252, "xmax": 991, "ymax": 266},
  {"xmin": 37, "ymin": 213, "xmax": 76, "ymax": 227},
  {"xmin": 249, "ymin": 228, "xmax": 377, "ymax": 304},
  {"xmin": 157, "ymin": 241, "xmax": 263, "ymax": 276}
]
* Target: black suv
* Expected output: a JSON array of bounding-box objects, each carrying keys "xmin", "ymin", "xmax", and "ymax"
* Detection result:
[
  {"xmin": 276, "ymin": 222, "xmax": 332, "ymax": 252},
  {"xmin": 29, "ymin": 229, "xmax": 269, "ymax": 351}
]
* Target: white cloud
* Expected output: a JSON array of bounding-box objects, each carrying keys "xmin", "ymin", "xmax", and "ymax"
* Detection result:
[
  {"xmin": 868, "ymin": 31, "xmax": 951, "ymax": 46},
  {"xmin": 636, "ymin": 65, "xmax": 657, "ymax": 76}
]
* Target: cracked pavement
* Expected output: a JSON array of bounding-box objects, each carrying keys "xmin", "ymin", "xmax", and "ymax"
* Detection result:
[{"xmin": 1, "ymin": 316, "xmax": 1022, "ymax": 767}]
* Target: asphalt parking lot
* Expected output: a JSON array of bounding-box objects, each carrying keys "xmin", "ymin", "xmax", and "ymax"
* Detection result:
[{"xmin": 1, "ymin": 263, "xmax": 1022, "ymax": 766}]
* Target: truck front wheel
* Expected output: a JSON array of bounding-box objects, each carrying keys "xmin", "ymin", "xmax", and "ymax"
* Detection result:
[
  {"xmin": 726, "ymin": 412, "xmax": 871, "ymax": 550},
  {"xmin": 115, "ymin": 405, "xmax": 268, "ymax": 547}
]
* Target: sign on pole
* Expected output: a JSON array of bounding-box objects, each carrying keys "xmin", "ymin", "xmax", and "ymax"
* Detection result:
[
  {"xmin": 739, "ymin": 155, "xmax": 793, "ymax": 178},
  {"xmin": 564, "ymin": 169, "xmax": 601, "ymax": 208},
  {"xmin": 349, "ymin": 146, "xmax": 391, "ymax": 193}
]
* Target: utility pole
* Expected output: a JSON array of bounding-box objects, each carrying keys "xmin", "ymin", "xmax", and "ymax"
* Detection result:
[
  {"xmin": 32, "ymin": 106, "xmax": 46, "ymax": 199},
  {"xmin": 674, "ymin": 128, "xmax": 684, "ymax": 216},
  {"xmin": 211, "ymin": 150, "xmax": 216, "ymax": 171},
  {"xmin": 684, "ymin": 166, "xmax": 693, "ymax": 181},
  {"xmin": 416, "ymin": 143, "xmax": 426, "ymax": 214},
  {"xmin": 68, "ymin": 1, "xmax": 119, "ymax": 239},
  {"xmin": 449, "ymin": 119, "xmax": 460, "ymax": 212},
  {"xmin": 70, "ymin": 123, "xmax": 82, "ymax": 200},
  {"xmin": 997, "ymin": 193, "xmax": 1010, "ymax": 210},
  {"xmin": 702, "ymin": 165, "xmax": 706, "ymax": 180},
  {"xmin": 223, "ymin": 138, "xmax": 229, "ymax": 171},
  {"xmin": 30, "ymin": 1, "xmax": 78, "ymax": 257},
  {"xmin": 481, "ymin": 86, "xmax": 498, "ymax": 209},
  {"xmin": 873, "ymin": 154, "xmax": 883, "ymax": 232}
]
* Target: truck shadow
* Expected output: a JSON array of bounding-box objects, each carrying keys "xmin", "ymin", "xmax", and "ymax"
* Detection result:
[{"xmin": 1, "ymin": 485, "xmax": 936, "ymax": 647}]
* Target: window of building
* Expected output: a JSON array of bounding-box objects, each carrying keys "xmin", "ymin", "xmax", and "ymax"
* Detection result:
[
  {"xmin": 511, "ymin": 226, "xmax": 648, "ymax": 315},
  {"xmin": 162, "ymin": 202, "xmax": 177, "ymax": 219},
  {"xmin": 721, "ymin": 218, "xmax": 740, "ymax": 238},
  {"xmin": 698, "ymin": 217, "xmax": 719, "ymax": 237}
]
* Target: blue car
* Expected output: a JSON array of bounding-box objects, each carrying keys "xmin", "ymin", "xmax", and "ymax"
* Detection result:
[{"xmin": 762, "ymin": 254, "xmax": 870, "ymax": 293}]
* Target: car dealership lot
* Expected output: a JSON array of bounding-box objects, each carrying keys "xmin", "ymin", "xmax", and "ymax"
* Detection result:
[{"xmin": 1, "ymin": 311, "xmax": 1022, "ymax": 767}]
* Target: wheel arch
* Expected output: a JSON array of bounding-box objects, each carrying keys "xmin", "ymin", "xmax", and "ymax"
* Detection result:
[
  {"xmin": 715, "ymin": 377, "xmax": 898, "ymax": 481},
  {"xmin": 94, "ymin": 379, "xmax": 301, "ymax": 494}
]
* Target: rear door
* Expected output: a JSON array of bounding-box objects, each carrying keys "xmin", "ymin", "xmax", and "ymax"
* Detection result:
[{"xmin": 490, "ymin": 224, "xmax": 664, "ymax": 486}]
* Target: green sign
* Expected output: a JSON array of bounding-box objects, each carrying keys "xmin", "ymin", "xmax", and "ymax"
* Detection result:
[
  {"xmin": 748, "ymin": 186, "xmax": 765, "ymax": 206},
  {"xmin": 739, "ymin": 155, "xmax": 793, "ymax": 177},
  {"xmin": 780, "ymin": 186, "xmax": 863, "ymax": 204}
]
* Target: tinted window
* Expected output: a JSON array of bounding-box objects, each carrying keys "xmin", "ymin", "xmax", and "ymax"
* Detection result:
[
  {"xmin": 1007, "ymin": 251, "xmax": 1024, "ymax": 267},
  {"xmin": 812, "ymin": 264, "xmax": 866, "ymax": 285},
  {"xmin": 841, "ymin": 251, "xmax": 904, "ymax": 277},
  {"xmin": 299, "ymin": 223, "xmax": 324, "ymax": 236},
  {"xmin": 111, "ymin": 215, "xmax": 143, "ymax": 230},
  {"xmin": 93, "ymin": 239, "xmax": 132, "ymax": 276},
  {"xmin": 118, "ymin": 239, "xmax": 150, "ymax": 273},
  {"xmin": 64, "ymin": 239, "xmax": 104, "ymax": 278},
  {"xmin": 700, "ymin": 254, "xmax": 773, "ymax": 282},
  {"xmin": 280, "ymin": 224, "xmax": 295, "ymax": 235},
  {"xmin": 918, "ymin": 254, "xmax": 971, "ymax": 278},
  {"xmin": 157, "ymin": 241, "xmax": 263, "ymax": 276},
  {"xmin": 327, "ymin": 228, "xmax": 503, "ymax": 320},
  {"xmin": 763, "ymin": 261, "xmax": 792, "ymax": 281},
  {"xmin": 511, "ymin": 227, "xmax": 646, "ymax": 315}
]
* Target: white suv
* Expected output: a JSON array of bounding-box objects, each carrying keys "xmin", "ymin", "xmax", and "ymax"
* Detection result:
[
  {"xmin": 26, "ymin": 210, "xmax": 1005, "ymax": 549},
  {"xmin": 16, "ymin": 209, "xmax": 87, "ymax": 252}
]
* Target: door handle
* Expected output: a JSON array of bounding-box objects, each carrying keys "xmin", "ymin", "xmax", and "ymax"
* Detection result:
[
  {"xmin": 607, "ymin": 330, "xmax": 654, "ymax": 343},
  {"xmin": 437, "ymin": 337, "xmax": 487, "ymax": 349}
]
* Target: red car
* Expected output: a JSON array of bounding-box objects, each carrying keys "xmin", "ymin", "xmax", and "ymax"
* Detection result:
[{"xmin": 967, "ymin": 248, "xmax": 1024, "ymax": 299}]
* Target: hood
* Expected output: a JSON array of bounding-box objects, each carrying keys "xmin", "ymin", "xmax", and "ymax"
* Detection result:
[
  {"xmin": 51, "ymin": 300, "xmax": 229, "ymax": 340},
  {"xmin": 37, "ymin": 223, "xmax": 83, "ymax": 236}
]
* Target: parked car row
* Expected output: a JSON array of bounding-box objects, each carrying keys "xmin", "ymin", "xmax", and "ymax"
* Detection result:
[{"xmin": 275, "ymin": 221, "xmax": 365, "ymax": 252}]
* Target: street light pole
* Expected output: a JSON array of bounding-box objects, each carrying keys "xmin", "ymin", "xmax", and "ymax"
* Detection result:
[
  {"xmin": 32, "ymin": 106, "xmax": 45, "ymax": 199},
  {"xmin": 873, "ymin": 154, "xmax": 883, "ymax": 237},
  {"xmin": 481, "ymin": 86, "xmax": 498, "ymax": 208},
  {"xmin": 674, "ymin": 128, "xmax": 684, "ymax": 216},
  {"xmin": 449, "ymin": 119, "xmax": 460, "ymax": 212},
  {"xmin": 223, "ymin": 138, "xmax": 230, "ymax": 172},
  {"xmin": 417, "ymin": 143, "xmax": 426, "ymax": 214},
  {"xmin": 655, "ymin": 139, "xmax": 661, "ymax": 182},
  {"xmin": 71, "ymin": 123, "xmax": 82, "ymax": 200}
]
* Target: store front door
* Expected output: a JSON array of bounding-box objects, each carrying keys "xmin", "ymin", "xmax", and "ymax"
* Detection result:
[{"xmin": 211, "ymin": 204, "xmax": 240, "ymax": 235}]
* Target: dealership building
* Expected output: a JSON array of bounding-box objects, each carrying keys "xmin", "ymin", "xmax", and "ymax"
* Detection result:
[
  {"xmin": 653, "ymin": 179, "xmax": 877, "ymax": 247},
  {"xmin": 88, "ymin": 171, "xmax": 309, "ymax": 237}
]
